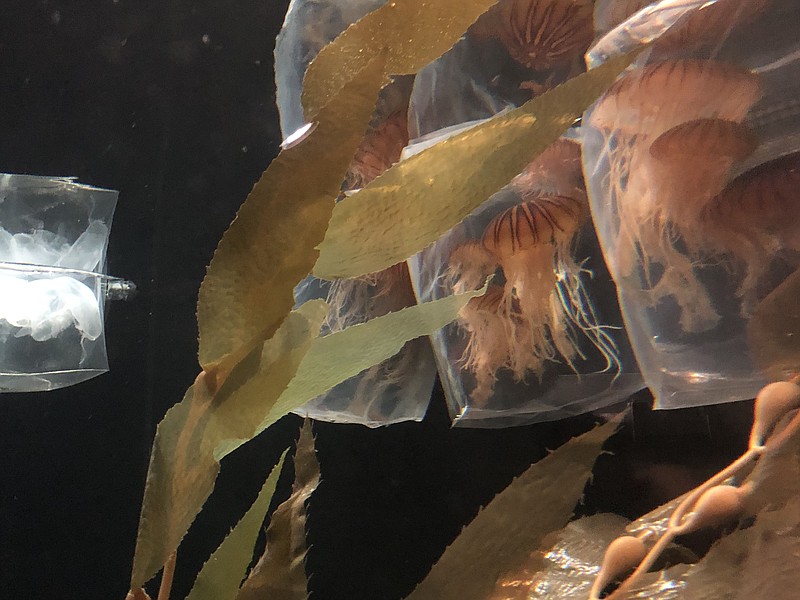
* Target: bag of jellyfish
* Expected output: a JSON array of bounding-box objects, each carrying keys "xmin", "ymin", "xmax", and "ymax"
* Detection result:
[
  {"xmin": 582, "ymin": 0, "xmax": 800, "ymax": 407},
  {"xmin": 405, "ymin": 0, "xmax": 641, "ymax": 425},
  {"xmin": 276, "ymin": 0, "xmax": 437, "ymax": 426},
  {"xmin": 406, "ymin": 126, "xmax": 642, "ymax": 426},
  {"xmin": 0, "ymin": 174, "xmax": 121, "ymax": 392}
]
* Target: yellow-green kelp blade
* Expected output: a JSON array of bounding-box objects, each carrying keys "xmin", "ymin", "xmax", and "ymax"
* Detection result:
[
  {"xmin": 131, "ymin": 286, "xmax": 480, "ymax": 589},
  {"xmin": 301, "ymin": 0, "xmax": 498, "ymax": 120},
  {"xmin": 406, "ymin": 417, "xmax": 623, "ymax": 600},
  {"xmin": 257, "ymin": 285, "xmax": 487, "ymax": 433},
  {"xmin": 185, "ymin": 451, "xmax": 288, "ymax": 600},
  {"xmin": 313, "ymin": 52, "xmax": 638, "ymax": 280},
  {"xmin": 196, "ymin": 52, "xmax": 386, "ymax": 378},
  {"xmin": 129, "ymin": 301, "xmax": 327, "ymax": 590},
  {"xmin": 236, "ymin": 420, "xmax": 320, "ymax": 600}
]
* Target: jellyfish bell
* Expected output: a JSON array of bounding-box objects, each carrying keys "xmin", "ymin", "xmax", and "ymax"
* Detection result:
[
  {"xmin": 589, "ymin": 59, "xmax": 761, "ymax": 140},
  {"xmin": 482, "ymin": 194, "xmax": 587, "ymax": 365},
  {"xmin": 644, "ymin": 118, "xmax": 757, "ymax": 243},
  {"xmin": 495, "ymin": 0, "xmax": 594, "ymax": 72},
  {"xmin": 709, "ymin": 151, "xmax": 800, "ymax": 248},
  {"xmin": 343, "ymin": 109, "xmax": 409, "ymax": 190},
  {"xmin": 703, "ymin": 151, "xmax": 800, "ymax": 310},
  {"xmin": 593, "ymin": 0, "xmax": 771, "ymax": 52},
  {"xmin": 509, "ymin": 137, "xmax": 585, "ymax": 201}
]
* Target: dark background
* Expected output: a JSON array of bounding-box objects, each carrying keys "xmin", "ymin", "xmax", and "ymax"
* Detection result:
[{"xmin": 0, "ymin": 1, "xmax": 754, "ymax": 598}]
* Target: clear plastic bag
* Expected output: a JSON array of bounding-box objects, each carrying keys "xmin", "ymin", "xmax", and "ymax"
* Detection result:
[
  {"xmin": 276, "ymin": 0, "xmax": 437, "ymax": 426},
  {"xmin": 0, "ymin": 175, "xmax": 121, "ymax": 392},
  {"xmin": 275, "ymin": 0, "xmax": 387, "ymax": 139},
  {"xmin": 405, "ymin": 129, "xmax": 641, "ymax": 426},
  {"xmin": 404, "ymin": 0, "xmax": 642, "ymax": 426},
  {"xmin": 582, "ymin": 0, "xmax": 800, "ymax": 407}
]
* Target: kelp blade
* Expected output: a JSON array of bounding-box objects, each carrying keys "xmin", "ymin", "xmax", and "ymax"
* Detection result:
[
  {"xmin": 313, "ymin": 52, "xmax": 638, "ymax": 279},
  {"xmin": 406, "ymin": 417, "xmax": 623, "ymax": 600},
  {"xmin": 132, "ymin": 287, "xmax": 481, "ymax": 588},
  {"xmin": 185, "ymin": 451, "xmax": 288, "ymax": 600},
  {"xmin": 236, "ymin": 420, "xmax": 320, "ymax": 600},
  {"xmin": 196, "ymin": 52, "xmax": 386, "ymax": 377},
  {"xmin": 259, "ymin": 286, "xmax": 487, "ymax": 432},
  {"xmin": 129, "ymin": 302, "xmax": 327, "ymax": 589},
  {"xmin": 301, "ymin": 0, "xmax": 498, "ymax": 120}
]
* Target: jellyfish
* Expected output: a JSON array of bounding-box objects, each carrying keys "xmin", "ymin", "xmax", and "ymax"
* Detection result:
[
  {"xmin": 343, "ymin": 110, "xmax": 409, "ymax": 191},
  {"xmin": 593, "ymin": 0, "xmax": 770, "ymax": 50},
  {"xmin": 325, "ymin": 110, "xmax": 413, "ymax": 333},
  {"xmin": 445, "ymin": 139, "xmax": 582, "ymax": 297},
  {"xmin": 643, "ymin": 118, "xmax": 757, "ymax": 252},
  {"xmin": 449, "ymin": 139, "xmax": 619, "ymax": 402},
  {"xmin": 703, "ymin": 151, "xmax": 800, "ymax": 312},
  {"xmin": 482, "ymin": 194, "xmax": 588, "ymax": 367},
  {"xmin": 445, "ymin": 241, "xmax": 499, "ymax": 295},
  {"xmin": 457, "ymin": 285, "xmax": 537, "ymax": 405},
  {"xmin": 509, "ymin": 137, "xmax": 585, "ymax": 200},
  {"xmin": 588, "ymin": 58, "xmax": 761, "ymax": 332},
  {"xmin": 495, "ymin": 0, "xmax": 594, "ymax": 72}
]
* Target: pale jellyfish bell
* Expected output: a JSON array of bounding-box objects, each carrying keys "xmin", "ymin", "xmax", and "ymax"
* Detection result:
[{"xmin": 0, "ymin": 174, "xmax": 133, "ymax": 392}]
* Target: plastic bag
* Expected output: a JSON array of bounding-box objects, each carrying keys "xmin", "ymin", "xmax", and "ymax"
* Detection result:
[
  {"xmin": 582, "ymin": 0, "xmax": 798, "ymax": 407},
  {"xmin": 274, "ymin": 0, "xmax": 387, "ymax": 138},
  {"xmin": 0, "ymin": 175, "xmax": 123, "ymax": 392},
  {"xmin": 275, "ymin": 0, "xmax": 437, "ymax": 426}
]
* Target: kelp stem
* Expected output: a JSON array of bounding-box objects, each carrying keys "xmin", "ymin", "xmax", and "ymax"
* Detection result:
[{"xmin": 157, "ymin": 553, "xmax": 177, "ymax": 600}]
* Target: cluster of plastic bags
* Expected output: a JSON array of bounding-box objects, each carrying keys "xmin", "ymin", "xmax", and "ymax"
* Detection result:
[{"xmin": 275, "ymin": 0, "xmax": 800, "ymax": 426}]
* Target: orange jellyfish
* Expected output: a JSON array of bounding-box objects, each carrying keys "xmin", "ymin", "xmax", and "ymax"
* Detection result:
[
  {"xmin": 588, "ymin": 58, "xmax": 761, "ymax": 332},
  {"xmin": 482, "ymin": 194, "xmax": 587, "ymax": 366},
  {"xmin": 704, "ymin": 151, "xmax": 800, "ymax": 312},
  {"xmin": 460, "ymin": 193, "xmax": 620, "ymax": 402},
  {"xmin": 593, "ymin": 0, "xmax": 770, "ymax": 50},
  {"xmin": 449, "ymin": 139, "xmax": 619, "ymax": 403},
  {"xmin": 495, "ymin": 0, "xmax": 594, "ymax": 72},
  {"xmin": 343, "ymin": 110, "xmax": 409, "ymax": 191},
  {"xmin": 325, "ymin": 110, "xmax": 413, "ymax": 332},
  {"xmin": 457, "ymin": 285, "xmax": 536, "ymax": 405},
  {"xmin": 445, "ymin": 138, "xmax": 583, "ymax": 296}
]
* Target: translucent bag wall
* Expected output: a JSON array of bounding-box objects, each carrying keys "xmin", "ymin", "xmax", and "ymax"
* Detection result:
[
  {"xmin": 0, "ymin": 175, "xmax": 118, "ymax": 391},
  {"xmin": 407, "ymin": 0, "xmax": 642, "ymax": 426},
  {"xmin": 275, "ymin": 0, "xmax": 436, "ymax": 425},
  {"xmin": 582, "ymin": 0, "xmax": 799, "ymax": 407}
]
